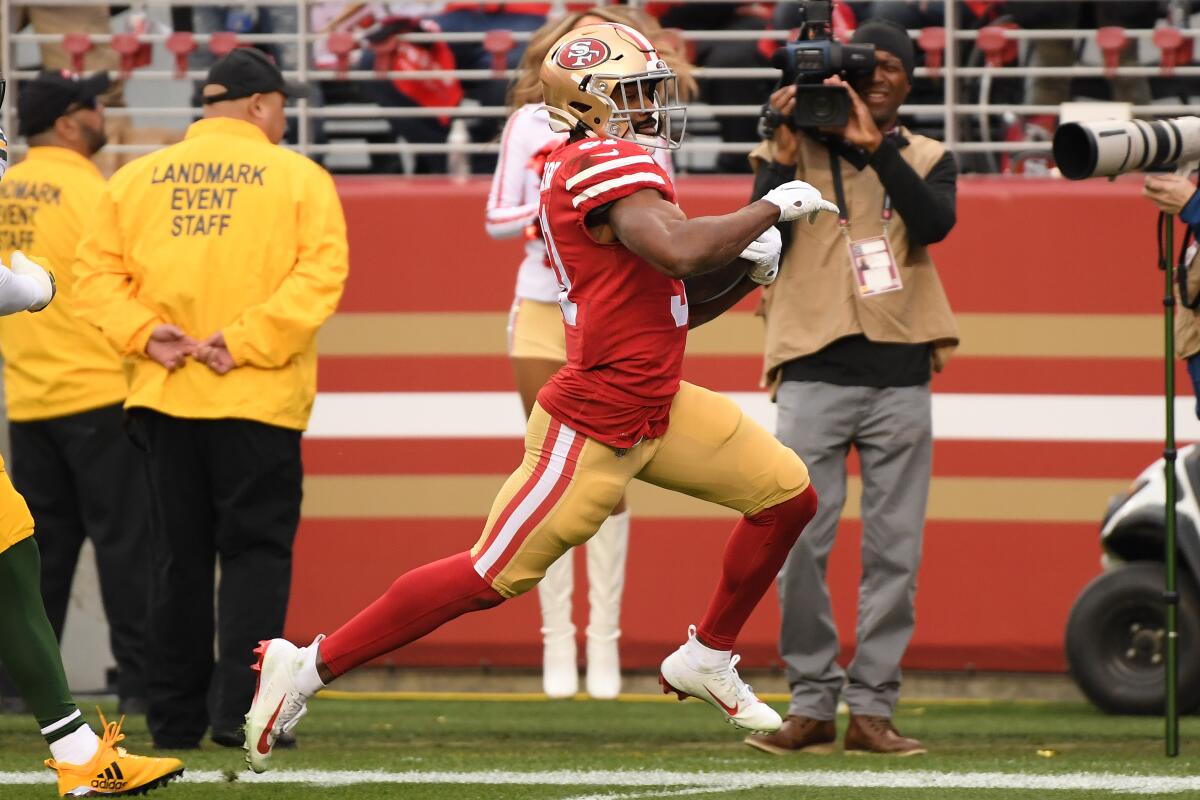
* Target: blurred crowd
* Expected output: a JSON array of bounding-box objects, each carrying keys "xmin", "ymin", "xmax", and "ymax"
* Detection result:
[{"xmin": 6, "ymin": 1, "xmax": 1199, "ymax": 174}]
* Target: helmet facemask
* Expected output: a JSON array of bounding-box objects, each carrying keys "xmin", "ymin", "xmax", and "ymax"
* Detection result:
[{"xmin": 586, "ymin": 69, "xmax": 686, "ymax": 150}]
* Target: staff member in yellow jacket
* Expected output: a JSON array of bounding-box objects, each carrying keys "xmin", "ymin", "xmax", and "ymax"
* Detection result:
[
  {"xmin": 0, "ymin": 71, "xmax": 151, "ymax": 716},
  {"xmin": 73, "ymin": 48, "xmax": 349, "ymax": 750}
]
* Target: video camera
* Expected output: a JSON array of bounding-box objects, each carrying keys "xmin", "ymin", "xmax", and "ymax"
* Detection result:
[{"xmin": 770, "ymin": 0, "xmax": 876, "ymax": 130}]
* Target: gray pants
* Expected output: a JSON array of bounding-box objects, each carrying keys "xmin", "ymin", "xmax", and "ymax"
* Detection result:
[{"xmin": 775, "ymin": 380, "xmax": 932, "ymax": 720}]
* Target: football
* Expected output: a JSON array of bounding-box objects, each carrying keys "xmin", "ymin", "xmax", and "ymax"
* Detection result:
[{"xmin": 682, "ymin": 257, "xmax": 753, "ymax": 304}]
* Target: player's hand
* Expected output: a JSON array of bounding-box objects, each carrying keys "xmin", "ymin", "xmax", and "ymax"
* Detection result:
[
  {"xmin": 195, "ymin": 331, "xmax": 237, "ymax": 375},
  {"xmin": 761, "ymin": 180, "xmax": 839, "ymax": 224},
  {"xmin": 10, "ymin": 251, "xmax": 56, "ymax": 312},
  {"xmin": 740, "ymin": 226, "xmax": 783, "ymax": 286},
  {"xmin": 1144, "ymin": 173, "xmax": 1198, "ymax": 216},
  {"xmin": 145, "ymin": 324, "xmax": 197, "ymax": 372}
]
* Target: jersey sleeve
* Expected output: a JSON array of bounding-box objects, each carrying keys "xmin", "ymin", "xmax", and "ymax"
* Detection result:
[{"xmin": 562, "ymin": 138, "xmax": 676, "ymax": 217}]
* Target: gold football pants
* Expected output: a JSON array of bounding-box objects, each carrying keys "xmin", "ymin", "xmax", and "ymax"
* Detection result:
[{"xmin": 470, "ymin": 381, "xmax": 809, "ymax": 598}]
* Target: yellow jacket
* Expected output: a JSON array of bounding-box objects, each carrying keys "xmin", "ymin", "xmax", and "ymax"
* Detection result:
[
  {"xmin": 0, "ymin": 147, "xmax": 126, "ymax": 421},
  {"xmin": 73, "ymin": 118, "xmax": 349, "ymax": 430}
]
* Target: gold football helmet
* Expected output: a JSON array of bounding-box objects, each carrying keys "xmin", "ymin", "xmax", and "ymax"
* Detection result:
[{"xmin": 540, "ymin": 22, "xmax": 686, "ymax": 150}]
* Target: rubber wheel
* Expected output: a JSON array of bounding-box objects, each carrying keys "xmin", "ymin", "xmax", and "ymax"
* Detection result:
[{"xmin": 1065, "ymin": 562, "xmax": 1200, "ymax": 715}]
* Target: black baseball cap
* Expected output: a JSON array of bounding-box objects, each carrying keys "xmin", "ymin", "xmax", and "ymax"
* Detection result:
[
  {"xmin": 18, "ymin": 70, "xmax": 110, "ymax": 137},
  {"xmin": 851, "ymin": 19, "xmax": 916, "ymax": 81},
  {"xmin": 202, "ymin": 47, "xmax": 308, "ymax": 104}
]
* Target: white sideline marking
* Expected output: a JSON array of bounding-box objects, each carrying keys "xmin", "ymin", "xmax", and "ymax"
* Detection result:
[
  {"xmin": 6, "ymin": 768, "xmax": 1200, "ymax": 795},
  {"xmin": 306, "ymin": 391, "xmax": 1200, "ymax": 443}
]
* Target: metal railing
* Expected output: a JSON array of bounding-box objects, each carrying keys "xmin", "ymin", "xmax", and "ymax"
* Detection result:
[{"xmin": 2, "ymin": 0, "xmax": 1198, "ymax": 168}]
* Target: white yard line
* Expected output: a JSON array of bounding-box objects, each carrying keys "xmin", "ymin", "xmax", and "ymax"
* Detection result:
[
  {"xmin": 4, "ymin": 768, "xmax": 1200, "ymax": 795},
  {"xmin": 560, "ymin": 787, "xmax": 749, "ymax": 800}
]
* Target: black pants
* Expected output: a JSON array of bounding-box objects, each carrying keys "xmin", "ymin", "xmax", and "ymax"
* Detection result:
[
  {"xmin": 6, "ymin": 403, "xmax": 150, "ymax": 702},
  {"xmin": 128, "ymin": 410, "xmax": 302, "ymax": 747}
]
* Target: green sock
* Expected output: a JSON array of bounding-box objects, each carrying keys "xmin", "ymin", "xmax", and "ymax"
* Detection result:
[{"xmin": 0, "ymin": 537, "xmax": 84, "ymax": 744}]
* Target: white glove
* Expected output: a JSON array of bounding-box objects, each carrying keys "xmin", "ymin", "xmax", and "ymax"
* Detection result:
[
  {"xmin": 761, "ymin": 180, "xmax": 839, "ymax": 223},
  {"xmin": 11, "ymin": 252, "xmax": 56, "ymax": 312},
  {"xmin": 739, "ymin": 226, "xmax": 782, "ymax": 286}
]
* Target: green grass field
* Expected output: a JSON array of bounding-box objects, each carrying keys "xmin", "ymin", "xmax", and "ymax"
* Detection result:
[{"xmin": 4, "ymin": 693, "xmax": 1200, "ymax": 799}]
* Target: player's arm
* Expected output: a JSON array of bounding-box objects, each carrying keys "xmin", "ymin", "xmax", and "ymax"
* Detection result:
[
  {"xmin": 607, "ymin": 181, "xmax": 837, "ymax": 280},
  {"xmin": 607, "ymin": 190, "xmax": 775, "ymax": 279}
]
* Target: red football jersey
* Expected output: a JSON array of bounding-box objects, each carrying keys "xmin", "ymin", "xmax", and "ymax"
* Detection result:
[{"xmin": 535, "ymin": 137, "xmax": 688, "ymax": 450}]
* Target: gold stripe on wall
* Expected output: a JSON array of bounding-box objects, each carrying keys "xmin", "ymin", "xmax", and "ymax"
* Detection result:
[
  {"xmin": 318, "ymin": 312, "xmax": 1162, "ymax": 359},
  {"xmin": 302, "ymin": 475, "xmax": 1127, "ymax": 524},
  {"xmin": 319, "ymin": 312, "xmax": 509, "ymax": 356}
]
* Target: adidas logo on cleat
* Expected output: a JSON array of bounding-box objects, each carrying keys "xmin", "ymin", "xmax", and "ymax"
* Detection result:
[{"xmin": 91, "ymin": 762, "xmax": 126, "ymax": 791}]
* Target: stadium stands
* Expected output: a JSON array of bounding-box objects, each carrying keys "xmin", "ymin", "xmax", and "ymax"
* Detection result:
[{"xmin": 1, "ymin": 0, "xmax": 1196, "ymax": 174}]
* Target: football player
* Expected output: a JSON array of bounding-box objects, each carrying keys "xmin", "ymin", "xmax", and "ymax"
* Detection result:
[
  {"xmin": 487, "ymin": 5, "xmax": 694, "ymax": 702},
  {"xmin": 0, "ymin": 116, "xmax": 184, "ymax": 796},
  {"xmin": 244, "ymin": 22, "xmax": 837, "ymax": 773}
]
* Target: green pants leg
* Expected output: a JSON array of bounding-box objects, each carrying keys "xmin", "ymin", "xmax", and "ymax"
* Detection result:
[{"xmin": 0, "ymin": 536, "xmax": 85, "ymax": 743}]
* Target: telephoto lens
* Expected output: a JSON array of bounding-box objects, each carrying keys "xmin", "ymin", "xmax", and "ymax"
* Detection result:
[{"xmin": 1053, "ymin": 116, "xmax": 1200, "ymax": 180}]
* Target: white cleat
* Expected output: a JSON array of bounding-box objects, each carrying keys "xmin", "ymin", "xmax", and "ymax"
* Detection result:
[
  {"xmin": 659, "ymin": 626, "xmax": 781, "ymax": 735},
  {"xmin": 244, "ymin": 637, "xmax": 318, "ymax": 773}
]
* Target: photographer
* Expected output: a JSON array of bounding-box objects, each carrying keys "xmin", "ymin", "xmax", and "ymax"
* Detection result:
[
  {"xmin": 1145, "ymin": 171, "xmax": 1200, "ymax": 416},
  {"xmin": 743, "ymin": 19, "xmax": 958, "ymax": 757}
]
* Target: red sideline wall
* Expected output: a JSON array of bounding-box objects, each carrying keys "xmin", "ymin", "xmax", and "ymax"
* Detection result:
[{"xmin": 286, "ymin": 174, "xmax": 1179, "ymax": 674}]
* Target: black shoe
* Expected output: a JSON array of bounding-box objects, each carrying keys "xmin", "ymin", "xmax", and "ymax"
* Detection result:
[{"xmin": 211, "ymin": 729, "xmax": 296, "ymax": 749}]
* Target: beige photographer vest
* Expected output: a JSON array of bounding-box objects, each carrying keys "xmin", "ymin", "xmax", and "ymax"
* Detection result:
[{"xmin": 749, "ymin": 128, "xmax": 959, "ymax": 389}]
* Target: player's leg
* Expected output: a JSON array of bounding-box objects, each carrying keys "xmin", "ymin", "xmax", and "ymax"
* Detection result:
[
  {"xmin": 0, "ymin": 467, "xmax": 183, "ymax": 795},
  {"xmin": 508, "ymin": 297, "xmax": 578, "ymax": 698},
  {"xmin": 638, "ymin": 383, "xmax": 818, "ymax": 732},
  {"xmin": 243, "ymin": 404, "xmax": 643, "ymax": 772}
]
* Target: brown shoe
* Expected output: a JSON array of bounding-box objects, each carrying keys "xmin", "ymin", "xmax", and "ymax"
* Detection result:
[
  {"xmin": 843, "ymin": 714, "xmax": 927, "ymax": 756},
  {"xmin": 744, "ymin": 715, "xmax": 837, "ymax": 755}
]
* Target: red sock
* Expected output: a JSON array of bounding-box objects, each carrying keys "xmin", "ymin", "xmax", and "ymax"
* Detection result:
[
  {"xmin": 320, "ymin": 551, "xmax": 504, "ymax": 677},
  {"xmin": 697, "ymin": 485, "xmax": 818, "ymax": 650}
]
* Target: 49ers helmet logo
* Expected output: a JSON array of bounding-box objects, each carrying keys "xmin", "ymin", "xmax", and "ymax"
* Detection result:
[{"xmin": 556, "ymin": 38, "xmax": 611, "ymax": 70}]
